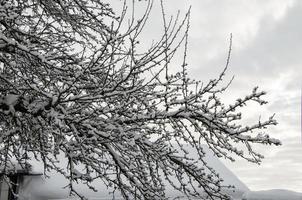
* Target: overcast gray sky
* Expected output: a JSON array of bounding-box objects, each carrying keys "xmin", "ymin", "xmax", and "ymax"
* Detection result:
[
  {"xmin": 108, "ymin": 0, "xmax": 302, "ymax": 193},
  {"xmin": 173, "ymin": 0, "xmax": 302, "ymax": 192}
]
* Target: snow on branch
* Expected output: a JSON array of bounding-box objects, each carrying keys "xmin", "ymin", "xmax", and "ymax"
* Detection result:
[{"xmin": 0, "ymin": 1, "xmax": 279, "ymax": 199}]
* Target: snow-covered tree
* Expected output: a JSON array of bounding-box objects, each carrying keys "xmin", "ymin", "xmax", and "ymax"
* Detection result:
[{"xmin": 0, "ymin": 0, "xmax": 280, "ymax": 199}]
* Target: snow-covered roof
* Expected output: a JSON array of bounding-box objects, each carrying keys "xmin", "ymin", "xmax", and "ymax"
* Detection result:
[
  {"xmin": 201, "ymin": 145, "xmax": 249, "ymax": 192},
  {"xmin": 11, "ymin": 145, "xmax": 302, "ymax": 200},
  {"xmin": 0, "ymin": 162, "xmax": 35, "ymax": 175},
  {"xmin": 16, "ymin": 145, "xmax": 249, "ymax": 200}
]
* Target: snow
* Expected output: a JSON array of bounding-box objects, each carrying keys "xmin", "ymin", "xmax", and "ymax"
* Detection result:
[
  {"xmin": 0, "ymin": 94, "xmax": 19, "ymax": 105},
  {"xmin": 11, "ymin": 146, "xmax": 301, "ymax": 200},
  {"xmin": 0, "ymin": 94, "xmax": 20, "ymax": 114},
  {"xmin": 15, "ymin": 145, "xmax": 250, "ymax": 200},
  {"xmin": 242, "ymin": 189, "xmax": 302, "ymax": 200},
  {"xmin": 201, "ymin": 145, "xmax": 249, "ymax": 192}
]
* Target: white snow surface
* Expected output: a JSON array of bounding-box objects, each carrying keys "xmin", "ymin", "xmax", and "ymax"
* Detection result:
[
  {"xmin": 2, "ymin": 94, "xmax": 19, "ymax": 105},
  {"xmin": 201, "ymin": 145, "xmax": 249, "ymax": 192},
  {"xmin": 16, "ymin": 145, "xmax": 249, "ymax": 200},
  {"xmin": 242, "ymin": 189, "xmax": 302, "ymax": 200},
  {"xmin": 14, "ymin": 146, "xmax": 301, "ymax": 200}
]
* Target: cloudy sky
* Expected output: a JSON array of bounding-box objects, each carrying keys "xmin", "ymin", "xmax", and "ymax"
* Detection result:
[
  {"xmin": 137, "ymin": 0, "xmax": 302, "ymax": 193},
  {"xmin": 108, "ymin": 0, "xmax": 302, "ymax": 193}
]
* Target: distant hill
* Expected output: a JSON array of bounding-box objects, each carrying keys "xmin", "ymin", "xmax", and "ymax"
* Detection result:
[{"xmin": 243, "ymin": 189, "xmax": 302, "ymax": 200}]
